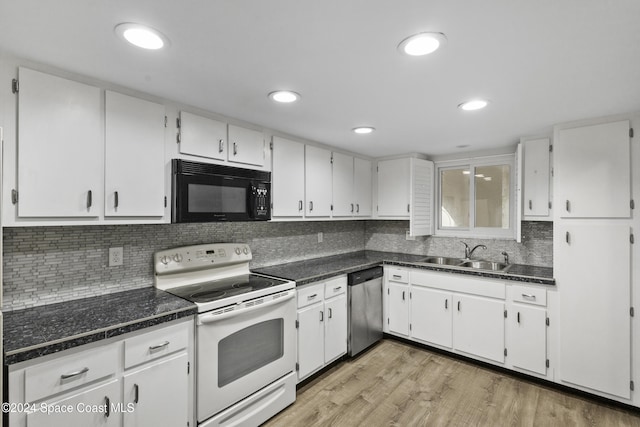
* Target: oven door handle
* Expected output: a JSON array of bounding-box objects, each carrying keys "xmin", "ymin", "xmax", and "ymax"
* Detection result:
[{"xmin": 197, "ymin": 291, "xmax": 295, "ymax": 325}]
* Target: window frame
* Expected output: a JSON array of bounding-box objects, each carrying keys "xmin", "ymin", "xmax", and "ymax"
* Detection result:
[{"xmin": 435, "ymin": 154, "xmax": 516, "ymax": 239}]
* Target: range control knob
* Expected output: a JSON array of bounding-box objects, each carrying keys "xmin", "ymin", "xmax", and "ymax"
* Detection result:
[
  {"xmin": 160, "ymin": 255, "xmax": 170, "ymax": 265},
  {"xmin": 173, "ymin": 253, "xmax": 183, "ymax": 263},
  {"xmin": 243, "ymin": 247, "xmax": 249, "ymax": 255},
  {"xmin": 235, "ymin": 247, "xmax": 241, "ymax": 255}
]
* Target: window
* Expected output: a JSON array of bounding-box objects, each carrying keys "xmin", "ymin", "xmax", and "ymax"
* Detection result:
[{"xmin": 436, "ymin": 154, "xmax": 515, "ymax": 238}]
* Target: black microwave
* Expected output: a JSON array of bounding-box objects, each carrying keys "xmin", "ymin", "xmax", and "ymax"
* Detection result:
[{"xmin": 171, "ymin": 159, "xmax": 271, "ymax": 223}]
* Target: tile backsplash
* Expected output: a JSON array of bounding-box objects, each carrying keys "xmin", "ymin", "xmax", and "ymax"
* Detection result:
[{"xmin": 2, "ymin": 220, "xmax": 552, "ymax": 311}]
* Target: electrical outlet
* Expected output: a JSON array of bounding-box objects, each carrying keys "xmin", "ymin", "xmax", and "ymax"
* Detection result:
[
  {"xmin": 318, "ymin": 232, "xmax": 323, "ymax": 243},
  {"xmin": 406, "ymin": 230, "xmax": 416, "ymax": 241},
  {"xmin": 109, "ymin": 247, "xmax": 123, "ymax": 267}
]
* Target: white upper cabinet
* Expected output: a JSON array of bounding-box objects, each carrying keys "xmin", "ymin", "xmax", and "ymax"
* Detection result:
[
  {"xmin": 354, "ymin": 157, "xmax": 372, "ymax": 217},
  {"xmin": 332, "ymin": 152, "xmax": 355, "ymax": 217},
  {"xmin": 17, "ymin": 67, "xmax": 103, "ymax": 218},
  {"xmin": 271, "ymin": 137, "xmax": 305, "ymax": 217},
  {"xmin": 305, "ymin": 145, "xmax": 332, "ymax": 217},
  {"xmin": 555, "ymin": 120, "xmax": 631, "ymax": 218},
  {"xmin": 105, "ymin": 91, "xmax": 165, "ymax": 217},
  {"xmin": 178, "ymin": 111, "xmax": 227, "ymax": 160},
  {"xmin": 377, "ymin": 158, "xmax": 411, "ymax": 217},
  {"xmin": 521, "ymin": 137, "xmax": 551, "ymax": 219},
  {"xmin": 227, "ymin": 124, "xmax": 265, "ymax": 167}
]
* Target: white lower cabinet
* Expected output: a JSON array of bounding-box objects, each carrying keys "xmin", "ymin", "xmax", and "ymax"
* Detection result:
[
  {"xmin": 507, "ymin": 284, "xmax": 548, "ymax": 376},
  {"xmin": 410, "ymin": 286, "xmax": 452, "ymax": 348},
  {"xmin": 452, "ymin": 294, "xmax": 505, "ymax": 363},
  {"xmin": 123, "ymin": 353, "xmax": 189, "ymax": 427},
  {"xmin": 8, "ymin": 319, "xmax": 193, "ymax": 427},
  {"xmin": 296, "ymin": 277, "xmax": 347, "ymax": 382},
  {"xmin": 387, "ymin": 282, "xmax": 410, "ymax": 336}
]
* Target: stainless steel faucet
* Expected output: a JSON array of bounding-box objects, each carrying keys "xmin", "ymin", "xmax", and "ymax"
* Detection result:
[
  {"xmin": 461, "ymin": 242, "xmax": 487, "ymax": 259},
  {"xmin": 501, "ymin": 251, "xmax": 509, "ymax": 264}
]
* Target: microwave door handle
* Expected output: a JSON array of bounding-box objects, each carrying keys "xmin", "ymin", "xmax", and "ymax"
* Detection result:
[
  {"xmin": 248, "ymin": 185, "xmax": 257, "ymax": 218},
  {"xmin": 197, "ymin": 292, "xmax": 295, "ymax": 325}
]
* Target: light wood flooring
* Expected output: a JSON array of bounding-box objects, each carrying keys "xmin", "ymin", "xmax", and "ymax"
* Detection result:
[{"xmin": 265, "ymin": 339, "xmax": 640, "ymax": 426}]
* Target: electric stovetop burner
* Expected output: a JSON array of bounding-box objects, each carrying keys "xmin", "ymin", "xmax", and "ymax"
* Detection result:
[{"xmin": 170, "ymin": 274, "xmax": 289, "ymax": 304}]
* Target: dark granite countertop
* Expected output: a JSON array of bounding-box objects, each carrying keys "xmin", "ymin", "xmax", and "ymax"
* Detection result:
[
  {"xmin": 3, "ymin": 287, "xmax": 196, "ymax": 365},
  {"xmin": 253, "ymin": 250, "xmax": 555, "ymax": 286}
]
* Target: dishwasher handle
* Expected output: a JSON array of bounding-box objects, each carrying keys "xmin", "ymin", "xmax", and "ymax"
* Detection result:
[{"xmin": 348, "ymin": 266, "xmax": 384, "ymax": 286}]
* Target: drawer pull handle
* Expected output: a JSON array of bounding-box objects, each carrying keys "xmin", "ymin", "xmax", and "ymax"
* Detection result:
[
  {"xmin": 320, "ymin": 311, "xmax": 324, "ymax": 322},
  {"xmin": 445, "ymin": 299, "xmax": 448, "ymax": 309},
  {"xmin": 402, "ymin": 291, "xmax": 405, "ymax": 301},
  {"xmin": 149, "ymin": 341, "xmax": 170, "ymax": 351},
  {"xmin": 517, "ymin": 312, "xmax": 521, "ymax": 323},
  {"xmin": 134, "ymin": 384, "xmax": 139, "ymax": 404},
  {"xmin": 61, "ymin": 367, "xmax": 89, "ymax": 380},
  {"xmin": 392, "ymin": 275, "xmax": 402, "ymax": 279},
  {"xmin": 334, "ymin": 286, "xmax": 342, "ymax": 291},
  {"xmin": 219, "ymin": 139, "xmax": 224, "ymax": 153},
  {"xmin": 328, "ymin": 308, "xmax": 333, "ymax": 319},
  {"xmin": 522, "ymin": 293, "xmax": 536, "ymax": 300},
  {"xmin": 105, "ymin": 396, "xmax": 110, "ymax": 418},
  {"xmin": 528, "ymin": 200, "xmax": 532, "ymax": 210},
  {"xmin": 307, "ymin": 294, "xmax": 318, "ymax": 300},
  {"xmin": 457, "ymin": 301, "xmax": 461, "ymax": 311}
]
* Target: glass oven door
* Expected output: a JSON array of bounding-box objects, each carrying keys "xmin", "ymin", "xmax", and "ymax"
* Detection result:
[
  {"xmin": 195, "ymin": 291, "xmax": 296, "ymax": 422},
  {"xmin": 174, "ymin": 172, "xmax": 251, "ymax": 222}
]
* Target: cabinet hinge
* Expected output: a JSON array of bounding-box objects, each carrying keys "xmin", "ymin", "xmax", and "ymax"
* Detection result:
[
  {"xmin": 546, "ymin": 359, "xmax": 550, "ymax": 368},
  {"xmin": 295, "ymin": 363, "xmax": 299, "ymax": 372},
  {"xmin": 409, "ymin": 292, "xmax": 412, "ymax": 299},
  {"xmin": 187, "ymin": 361, "xmax": 190, "ymax": 374},
  {"xmin": 631, "ymin": 234, "xmax": 635, "ymax": 245},
  {"xmin": 387, "ymin": 288, "xmax": 389, "ymax": 295},
  {"xmin": 551, "ymin": 167, "xmax": 554, "ymax": 177},
  {"xmin": 269, "ymin": 141, "xmax": 273, "ymax": 150},
  {"xmin": 177, "ymin": 132, "xmax": 181, "ymax": 144},
  {"xmin": 331, "ymin": 204, "xmax": 334, "ymax": 211},
  {"xmin": 630, "ymin": 128, "xmax": 634, "ymax": 138},
  {"xmin": 631, "ymin": 380, "xmax": 635, "ymax": 391},
  {"xmin": 548, "ymin": 201, "xmax": 552, "ymax": 209},
  {"xmin": 295, "ymin": 320, "xmax": 299, "ymax": 329},
  {"xmin": 504, "ymin": 348, "xmax": 507, "ymax": 357},
  {"xmin": 376, "ymin": 205, "xmax": 379, "ymax": 212},
  {"xmin": 377, "ymin": 165, "xmax": 379, "ymax": 173},
  {"xmin": 409, "ymin": 324, "xmax": 412, "ymax": 331},
  {"xmin": 631, "ymin": 200, "xmax": 635, "ymax": 210},
  {"xmin": 164, "ymin": 196, "xmax": 167, "ymax": 208},
  {"xmin": 176, "ymin": 117, "xmax": 181, "ymax": 128},
  {"xmin": 546, "ymin": 317, "xmax": 550, "ymax": 326},
  {"xmin": 549, "ymin": 144, "xmax": 553, "ymax": 152},
  {"xmin": 11, "ymin": 78, "xmax": 18, "ymax": 94},
  {"xmin": 631, "ymin": 307, "xmax": 635, "ymax": 317},
  {"xmin": 164, "ymin": 115, "xmax": 168, "ymax": 128},
  {"xmin": 387, "ymin": 318, "xmax": 389, "ymax": 325},
  {"xmin": 330, "ymin": 154, "xmax": 333, "ymax": 164},
  {"xmin": 504, "ymin": 310, "xmax": 507, "ymax": 318},
  {"xmin": 11, "ymin": 189, "xmax": 18, "ymax": 205}
]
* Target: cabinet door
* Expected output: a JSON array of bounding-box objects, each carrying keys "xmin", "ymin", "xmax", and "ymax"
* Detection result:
[
  {"xmin": 387, "ymin": 283, "xmax": 409, "ymax": 336},
  {"xmin": 354, "ymin": 157, "xmax": 372, "ymax": 217},
  {"xmin": 509, "ymin": 304, "xmax": 547, "ymax": 375},
  {"xmin": 179, "ymin": 111, "xmax": 227, "ymax": 160},
  {"xmin": 556, "ymin": 223, "xmax": 631, "ymax": 398},
  {"xmin": 297, "ymin": 303, "xmax": 325, "ymax": 380},
  {"xmin": 271, "ymin": 137, "xmax": 305, "ymax": 217},
  {"xmin": 332, "ymin": 152, "xmax": 354, "ymax": 217},
  {"xmin": 556, "ymin": 120, "xmax": 630, "ymax": 218},
  {"xmin": 324, "ymin": 293, "xmax": 347, "ymax": 363},
  {"xmin": 17, "ymin": 67, "xmax": 102, "ymax": 217},
  {"xmin": 410, "ymin": 287, "xmax": 452, "ymax": 348},
  {"xmin": 377, "ymin": 158, "xmax": 410, "ymax": 217},
  {"xmin": 305, "ymin": 145, "xmax": 332, "ymax": 217},
  {"xmin": 26, "ymin": 380, "xmax": 119, "ymax": 427},
  {"xmin": 123, "ymin": 352, "xmax": 189, "ymax": 427},
  {"xmin": 522, "ymin": 138, "xmax": 550, "ymax": 218},
  {"xmin": 453, "ymin": 294, "xmax": 505, "ymax": 363},
  {"xmin": 105, "ymin": 91, "xmax": 165, "ymax": 217},
  {"xmin": 228, "ymin": 124, "xmax": 265, "ymax": 166}
]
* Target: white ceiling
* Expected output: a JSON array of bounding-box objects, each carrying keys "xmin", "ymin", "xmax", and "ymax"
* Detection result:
[{"xmin": 1, "ymin": 0, "xmax": 639, "ymax": 157}]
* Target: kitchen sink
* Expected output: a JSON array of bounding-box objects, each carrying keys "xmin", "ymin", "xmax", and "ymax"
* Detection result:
[
  {"xmin": 420, "ymin": 256, "xmax": 465, "ymax": 266},
  {"xmin": 458, "ymin": 260, "xmax": 510, "ymax": 271}
]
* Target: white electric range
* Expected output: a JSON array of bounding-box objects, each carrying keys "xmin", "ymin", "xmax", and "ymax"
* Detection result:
[{"xmin": 154, "ymin": 243, "xmax": 296, "ymax": 427}]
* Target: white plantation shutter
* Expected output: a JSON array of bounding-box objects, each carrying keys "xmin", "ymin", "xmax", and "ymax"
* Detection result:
[{"xmin": 410, "ymin": 158, "xmax": 434, "ymax": 236}]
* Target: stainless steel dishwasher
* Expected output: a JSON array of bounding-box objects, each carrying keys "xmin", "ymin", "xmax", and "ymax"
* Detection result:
[{"xmin": 347, "ymin": 266, "xmax": 384, "ymax": 356}]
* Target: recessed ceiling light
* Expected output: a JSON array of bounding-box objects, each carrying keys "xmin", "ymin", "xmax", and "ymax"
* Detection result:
[
  {"xmin": 352, "ymin": 127, "xmax": 375, "ymax": 134},
  {"xmin": 458, "ymin": 99, "xmax": 489, "ymax": 111},
  {"xmin": 268, "ymin": 91, "xmax": 300, "ymax": 103},
  {"xmin": 115, "ymin": 23, "xmax": 169, "ymax": 50},
  {"xmin": 398, "ymin": 32, "xmax": 447, "ymax": 56}
]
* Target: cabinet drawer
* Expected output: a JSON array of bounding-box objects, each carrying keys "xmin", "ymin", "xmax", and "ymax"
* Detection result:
[
  {"xmin": 511, "ymin": 285, "xmax": 547, "ymax": 306},
  {"xmin": 25, "ymin": 343, "xmax": 118, "ymax": 402},
  {"xmin": 386, "ymin": 268, "xmax": 409, "ymax": 284},
  {"xmin": 324, "ymin": 277, "xmax": 346, "ymax": 299},
  {"xmin": 297, "ymin": 283, "xmax": 324, "ymax": 309},
  {"xmin": 124, "ymin": 322, "xmax": 189, "ymax": 369}
]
